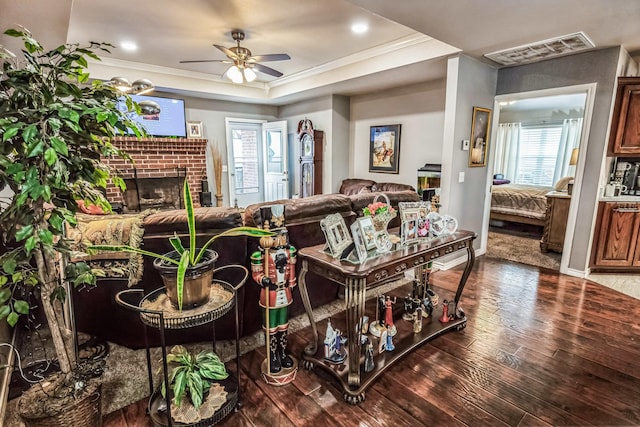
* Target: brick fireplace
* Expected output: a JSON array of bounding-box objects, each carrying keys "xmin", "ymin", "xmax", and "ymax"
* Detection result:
[{"xmin": 103, "ymin": 137, "xmax": 208, "ymax": 212}]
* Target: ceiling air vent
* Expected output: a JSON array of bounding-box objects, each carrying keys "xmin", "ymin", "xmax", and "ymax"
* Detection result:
[{"xmin": 485, "ymin": 32, "xmax": 594, "ymax": 66}]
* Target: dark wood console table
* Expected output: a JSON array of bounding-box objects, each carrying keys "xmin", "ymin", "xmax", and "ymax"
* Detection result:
[{"xmin": 297, "ymin": 230, "xmax": 476, "ymax": 404}]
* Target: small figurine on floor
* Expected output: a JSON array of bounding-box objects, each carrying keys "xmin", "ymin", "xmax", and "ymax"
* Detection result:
[
  {"xmin": 385, "ymin": 325, "xmax": 395, "ymax": 351},
  {"xmin": 364, "ymin": 339, "xmax": 375, "ymax": 372}
]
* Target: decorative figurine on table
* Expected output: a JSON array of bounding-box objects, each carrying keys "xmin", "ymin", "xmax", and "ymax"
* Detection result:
[
  {"xmin": 364, "ymin": 339, "xmax": 375, "ymax": 372},
  {"xmin": 359, "ymin": 316, "xmax": 370, "ymax": 344},
  {"xmin": 385, "ymin": 325, "xmax": 395, "ymax": 351},
  {"xmin": 439, "ymin": 299, "xmax": 450, "ymax": 323},
  {"xmin": 378, "ymin": 326, "xmax": 388, "ymax": 354},
  {"xmin": 413, "ymin": 306, "xmax": 423, "ymax": 333},
  {"xmin": 323, "ymin": 318, "xmax": 347, "ymax": 363},
  {"xmin": 370, "ymin": 294, "xmax": 397, "ymax": 337},
  {"xmin": 251, "ymin": 204, "xmax": 298, "ymax": 385}
]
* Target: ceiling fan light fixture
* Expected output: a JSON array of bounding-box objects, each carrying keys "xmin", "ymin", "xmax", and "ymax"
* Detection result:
[
  {"xmin": 243, "ymin": 67, "xmax": 257, "ymax": 82},
  {"xmin": 132, "ymin": 78, "xmax": 154, "ymax": 95},
  {"xmin": 109, "ymin": 76, "xmax": 132, "ymax": 92},
  {"xmin": 227, "ymin": 65, "xmax": 243, "ymax": 84}
]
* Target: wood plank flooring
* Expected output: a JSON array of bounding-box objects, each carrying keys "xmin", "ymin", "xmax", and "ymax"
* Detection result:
[{"xmin": 103, "ymin": 257, "xmax": 640, "ymax": 426}]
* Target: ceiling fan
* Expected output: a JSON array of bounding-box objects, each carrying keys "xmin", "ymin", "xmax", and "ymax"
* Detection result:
[{"xmin": 180, "ymin": 30, "xmax": 291, "ymax": 83}]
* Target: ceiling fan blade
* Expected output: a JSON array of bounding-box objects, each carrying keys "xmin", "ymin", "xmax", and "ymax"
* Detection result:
[
  {"xmin": 253, "ymin": 63, "xmax": 283, "ymax": 78},
  {"xmin": 213, "ymin": 44, "xmax": 238, "ymax": 59},
  {"xmin": 250, "ymin": 53, "xmax": 291, "ymax": 62},
  {"xmin": 179, "ymin": 59, "xmax": 228, "ymax": 64}
]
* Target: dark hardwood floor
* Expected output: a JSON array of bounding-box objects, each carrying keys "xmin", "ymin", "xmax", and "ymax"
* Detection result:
[{"xmin": 103, "ymin": 257, "xmax": 640, "ymax": 426}]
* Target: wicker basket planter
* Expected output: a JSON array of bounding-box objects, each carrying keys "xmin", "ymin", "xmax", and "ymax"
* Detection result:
[{"xmin": 18, "ymin": 375, "xmax": 102, "ymax": 427}]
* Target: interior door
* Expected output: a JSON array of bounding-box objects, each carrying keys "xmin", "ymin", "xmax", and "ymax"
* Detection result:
[
  {"xmin": 263, "ymin": 120, "xmax": 289, "ymax": 202},
  {"xmin": 226, "ymin": 120, "xmax": 264, "ymax": 208}
]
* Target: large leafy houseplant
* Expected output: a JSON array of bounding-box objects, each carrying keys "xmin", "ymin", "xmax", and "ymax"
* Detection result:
[
  {"xmin": 90, "ymin": 179, "xmax": 273, "ymax": 310},
  {"xmin": 0, "ymin": 26, "xmax": 144, "ymax": 416}
]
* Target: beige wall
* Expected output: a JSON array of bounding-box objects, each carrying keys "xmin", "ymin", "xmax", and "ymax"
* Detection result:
[{"xmin": 350, "ymin": 80, "xmax": 447, "ymax": 189}]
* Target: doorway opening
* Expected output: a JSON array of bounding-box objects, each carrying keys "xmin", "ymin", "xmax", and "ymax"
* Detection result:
[
  {"xmin": 225, "ymin": 118, "xmax": 288, "ymax": 208},
  {"xmin": 481, "ymin": 84, "xmax": 596, "ymax": 273}
]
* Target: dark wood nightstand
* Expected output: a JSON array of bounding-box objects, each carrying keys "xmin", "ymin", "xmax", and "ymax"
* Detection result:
[{"xmin": 540, "ymin": 191, "xmax": 571, "ymax": 253}]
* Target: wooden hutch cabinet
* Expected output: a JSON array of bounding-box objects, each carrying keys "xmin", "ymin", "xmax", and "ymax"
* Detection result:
[
  {"xmin": 591, "ymin": 202, "xmax": 640, "ymax": 270},
  {"xmin": 608, "ymin": 77, "xmax": 640, "ymax": 155}
]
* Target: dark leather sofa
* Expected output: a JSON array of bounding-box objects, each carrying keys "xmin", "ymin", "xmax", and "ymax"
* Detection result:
[{"xmin": 73, "ymin": 180, "xmax": 418, "ymax": 349}]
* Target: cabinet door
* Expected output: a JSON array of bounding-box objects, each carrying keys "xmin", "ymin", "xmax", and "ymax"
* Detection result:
[
  {"xmin": 609, "ymin": 78, "xmax": 640, "ymax": 155},
  {"xmin": 594, "ymin": 203, "xmax": 640, "ymax": 266}
]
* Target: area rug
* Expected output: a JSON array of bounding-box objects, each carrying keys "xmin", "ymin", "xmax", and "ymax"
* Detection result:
[
  {"xmin": 4, "ymin": 276, "xmax": 412, "ymax": 425},
  {"xmin": 486, "ymin": 228, "xmax": 561, "ymax": 270}
]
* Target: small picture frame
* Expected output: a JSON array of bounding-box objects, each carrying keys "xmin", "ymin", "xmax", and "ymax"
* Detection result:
[
  {"xmin": 320, "ymin": 213, "xmax": 353, "ymax": 258},
  {"xmin": 187, "ymin": 121, "xmax": 203, "ymax": 139},
  {"xmin": 357, "ymin": 216, "xmax": 377, "ymax": 250},
  {"xmin": 350, "ymin": 222, "xmax": 368, "ymax": 264},
  {"xmin": 398, "ymin": 201, "xmax": 431, "ymax": 244},
  {"xmin": 469, "ymin": 107, "xmax": 492, "ymax": 167}
]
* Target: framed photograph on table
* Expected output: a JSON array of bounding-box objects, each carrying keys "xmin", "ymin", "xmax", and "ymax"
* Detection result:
[
  {"xmin": 357, "ymin": 216, "xmax": 377, "ymax": 251},
  {"xmin": 187, "ymin": 120, "xmax": 203, "ymax": 139},
  {"xmin": 468, "ymin": 107, "xmax": 491, "ymax": 167},
  {"xmin": 350, "ymin": 222, "xmax": 368, "ymax": 264},
  {"xmin": 369, "ymin": 124, "xmax": 401, "ymax": 174},
  {"xmin": 320, "ymin": 213, "xmax": 353, "ymax": 258}
]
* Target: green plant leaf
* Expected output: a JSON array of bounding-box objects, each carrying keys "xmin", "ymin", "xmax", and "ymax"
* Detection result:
[
  {"xmin": 13, "ymin": 300, "xmax": 29, "ymax": 315},
  {"xmin": 50, "ymin": 136, "xmax": 68, "ymax": 156},
  {"xmin": 15, "ymin": 225, "xmax": 33, "ymax": 242},
  {"xmin": 0, "ymin": 276, "xmax": 7, "ymax": 287},
  {"xmin": 2, "ymin": 128, "xmax": 18, "ymax": 142},
  {"xmin": 44, "ymin": 147, "xmax": 57, "ymax": 166},
  {"xmin": 176, "ymin": 250, "xmax": 190, "ymax": 311},
  {"xmin": 7, "ymin": 312, "xmax": 18, "ymax": 327},
  {"xmin": 169, "ymin": 235, "xmax": 185, "ymax": 254},
  {"xmin": 195, "ymin": 226, "xmax": 275, "ymax": 264},
  {"xmin": 2, "ymin": 259, "xmax": 16, "ymax": 275},
  {"xmin": 187, "ymin": 372, "xmax": 204, "ymax": 409},
  {"xmin": 183, "ymin": 180, "xmax": 196, "ymax": 264},
  {"xmin": 0, "ymin": 305, "xmax": 10, "ymax": 320},
  {"xmin": 0, "ymin": 289, "xmax": 11, "ymax": 304},
  {"xmin": 21, "ymin": 124, "xmax": 37, "ymax": 142},
  {"xmin": 172, "ymin": 370, "xmax": 187, "ymax": 407}
]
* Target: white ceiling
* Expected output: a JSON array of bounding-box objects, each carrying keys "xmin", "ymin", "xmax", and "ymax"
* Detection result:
[{"xmin": 2, "ymin": 0, "xmax": 640, "ymax": 105}]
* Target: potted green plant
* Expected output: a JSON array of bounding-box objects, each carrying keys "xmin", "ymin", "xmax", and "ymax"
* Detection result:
[
  {"xmin": 0, "ymin": 27, "xmax": 146, "ymax": 425},
  {"xmin": 162, "ymin": 345, "xmax": 229, "ymax": 411},
  {"xmin": 89, "ymin": 179, "xmax": 273, "ymax": 310}
]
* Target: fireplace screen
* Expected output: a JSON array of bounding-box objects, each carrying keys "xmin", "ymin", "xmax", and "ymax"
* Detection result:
[{"xmin": 121, "ymin": 168, "xmax": 187, "ymax": 212}]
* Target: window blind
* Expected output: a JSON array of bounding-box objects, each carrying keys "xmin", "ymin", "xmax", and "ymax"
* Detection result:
[{"xmin": 516, "ymin": 123, "xmax": 563, "ymax": 186}]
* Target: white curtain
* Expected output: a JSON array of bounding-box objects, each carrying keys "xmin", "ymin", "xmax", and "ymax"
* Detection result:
[
  {"xmin": 494, "ymin": 123, "xmax": 521, "ymax": 181},
  {"xmin": 552, "ymin": 118, "xmax": 583, "ymax": 184}
]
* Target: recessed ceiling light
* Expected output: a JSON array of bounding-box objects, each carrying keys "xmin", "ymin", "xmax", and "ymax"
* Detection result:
[
  {"xmin": 351, "ymin": 22, "xmax": 368, "ymax": 34},
  {"xmin": 120, "ymin": 41, "xmax": 138, "ymax": 52}
]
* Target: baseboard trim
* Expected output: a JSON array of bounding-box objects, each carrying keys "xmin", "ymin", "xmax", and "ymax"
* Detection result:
[
  {"xmin": 566, "ymin": 267, "xmax": 589, "ymax": 278},
  {"xmin": 433, "ymin": 252, "xmax": 470, "ymax": 270}
]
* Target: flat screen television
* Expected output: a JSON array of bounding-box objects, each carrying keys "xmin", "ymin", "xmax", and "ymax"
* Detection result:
[{"xmin": 118, "ymin": 95, "xmax": 187, "ymax": 137}]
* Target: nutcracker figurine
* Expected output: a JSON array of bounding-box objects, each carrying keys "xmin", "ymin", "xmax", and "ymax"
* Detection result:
[{"xmin": 251, "ymin": 204, "xmax": 298, "ymax": 385}]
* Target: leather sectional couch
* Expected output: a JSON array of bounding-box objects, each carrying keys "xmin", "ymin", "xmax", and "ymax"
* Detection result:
[{"xmin": 74, "ymin": 180, "xmax": 419, "ymax": 349}]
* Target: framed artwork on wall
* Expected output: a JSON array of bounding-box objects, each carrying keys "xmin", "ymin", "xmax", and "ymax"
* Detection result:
[
  {"xmin": 468, "ymin": 107, "xmax": 492, "ymax": 167},
  {"xmin": 187, "ymin": 120, "xmax": 203, "ymax": 139},
  {"xmin": 369, "ymin": 124, "xmax": 401, "ymax": 174}
]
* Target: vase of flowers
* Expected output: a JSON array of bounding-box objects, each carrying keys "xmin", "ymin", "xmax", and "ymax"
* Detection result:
[{"xmin": 363, "ymin": 194, "xmax": 397, "ymax": 232}]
